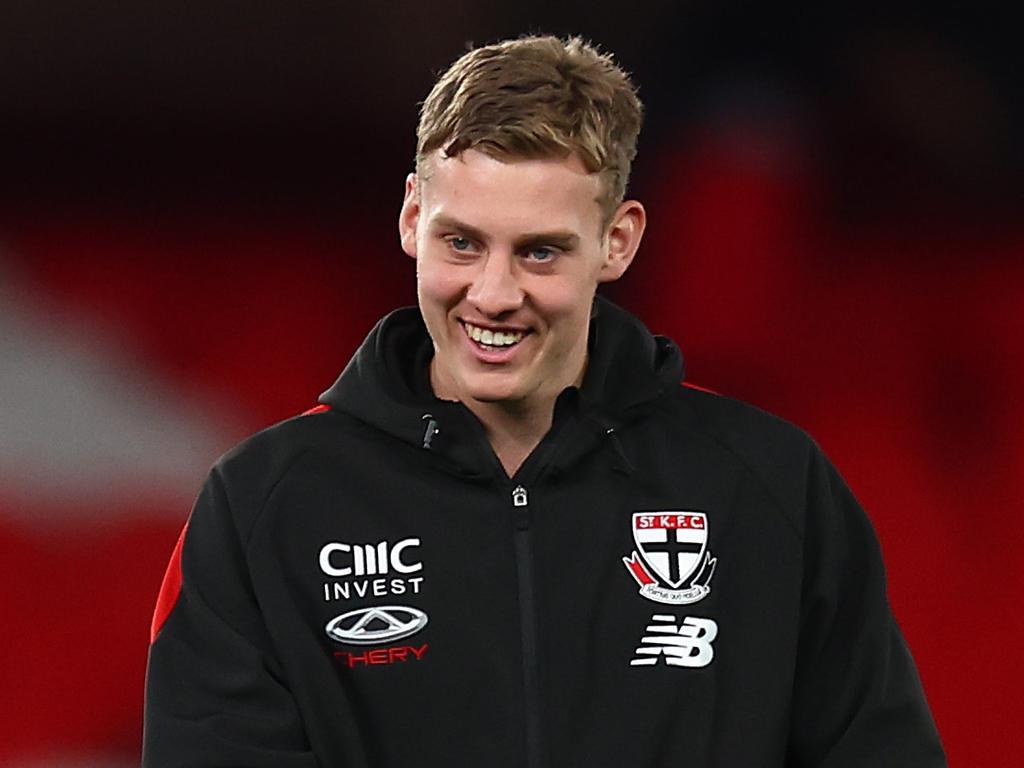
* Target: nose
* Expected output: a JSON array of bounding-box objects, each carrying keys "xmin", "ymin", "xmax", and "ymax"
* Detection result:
[{"xmin": 466, "ymin": 252, "xmax": 524, "ymax": 317}]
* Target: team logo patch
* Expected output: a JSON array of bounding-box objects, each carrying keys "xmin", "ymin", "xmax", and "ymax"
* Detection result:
[
  {"xmin": 623, "ymin": 511, "xmax": 717, "ymax": 605},
  {"xmin": 325, "ymin": 605, "xmax": 429, "ymax": 645},
  {"xmin": 630, "ymin": 614, "xmax": 718, "ymax": 668}
]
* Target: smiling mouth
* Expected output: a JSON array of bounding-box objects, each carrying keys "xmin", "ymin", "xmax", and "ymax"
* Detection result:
[{"xmin": 462, "ymin": 321, "xmax": 527, "ymax": 351}]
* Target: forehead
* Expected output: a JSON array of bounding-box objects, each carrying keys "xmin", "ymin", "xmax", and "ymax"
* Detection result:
[{"xmin": 419, "ymin": 149, "xmax": 603, "ymax": 236}]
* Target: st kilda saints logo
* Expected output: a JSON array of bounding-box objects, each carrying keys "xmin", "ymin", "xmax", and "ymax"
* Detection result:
[{"xmin": 623, "ymin": 511, "xmax": 717, "ymax": 605}]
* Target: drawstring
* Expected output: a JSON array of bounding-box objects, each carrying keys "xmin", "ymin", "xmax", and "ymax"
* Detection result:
[
  {"xmin": 422, "ymin": 411, "xmax": 632, "ymax": 472},
  {"xmin": 605, "ymin": 427, "xmax": 635, "ymax": 474},
  {"xmin": 421, "ymin": 414, "xmax": 439, "ymax": 449}
]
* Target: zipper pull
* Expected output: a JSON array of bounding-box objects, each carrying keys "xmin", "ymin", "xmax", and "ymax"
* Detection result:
[
  {"xmin": 511, "ymin": 485, "xmax": 530, "ymax": 531},
  {"xmin": 512, "ymin": 485, "xmax": 528, "ymax": 507}
]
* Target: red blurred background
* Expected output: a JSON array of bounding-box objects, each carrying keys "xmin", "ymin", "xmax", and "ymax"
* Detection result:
[{"xmin": 1, "ymin": 3, "xmax": 1021, "ymax": 765}]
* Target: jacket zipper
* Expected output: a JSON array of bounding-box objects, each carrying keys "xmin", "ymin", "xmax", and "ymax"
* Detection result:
[{"xmin": 511, "ymin": 484, "xmax": 544, "ymax": 768}]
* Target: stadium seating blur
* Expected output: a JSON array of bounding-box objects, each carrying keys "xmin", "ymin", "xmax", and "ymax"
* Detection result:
[{"xmin": 1, "ymin": 4, "xmax": 1020, "ymax": 765}]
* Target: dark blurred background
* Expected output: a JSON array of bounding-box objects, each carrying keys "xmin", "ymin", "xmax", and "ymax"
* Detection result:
[{"xmin": 1, "ymin": 2, "xmax": 1021, "ymax": 765}]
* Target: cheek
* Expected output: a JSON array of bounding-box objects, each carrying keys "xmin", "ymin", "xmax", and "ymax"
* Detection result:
[
  {"xmin": 416, "ymin": 256, "xmax": 467, "ymax": 307},
  {"xmin": 550, "ymin": 275, "xmax": 601, "ymax": 345},
  {"xmin": 530, "ymin": 273, "xmax": 599, "ymax": 320}
]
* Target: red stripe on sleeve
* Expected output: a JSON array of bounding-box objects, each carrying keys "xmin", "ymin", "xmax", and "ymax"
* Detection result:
[
  {"xmin": 682, "ymin": 381, "xmax": 720, "ymax": 395},
  {"xmin": 150, "ymin": 523, "xmax": 188, "ymax": 644},
  {"xmin": 301, "ymin": 404, "xmax": 332, "ymax": 416}
]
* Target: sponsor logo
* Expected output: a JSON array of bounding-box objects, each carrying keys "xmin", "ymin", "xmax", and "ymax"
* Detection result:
[
  {"xmin": 630, "ymin": 614, "xmax": 718, "ymax": 668},
  {"xmin": 325, "ymin": 605, "xmax": 429, "ymax": 645},
  {"xmin": 319, "ymin": 538, "xmax": 422, "ymax": 577},
  {"xmin": 623, "ymin": 511, "xmax": 717, "ymax": 605},
  {"xmin": 333, "ymin": 644, "xmax": 429, "ymax": 668},
  {"xmin": 320, "ymin": 537, "xmax": 426, "ymax": 602}
]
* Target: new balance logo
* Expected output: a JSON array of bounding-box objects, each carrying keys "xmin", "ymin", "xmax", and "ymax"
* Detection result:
[{"xmin": 630, "ymin": 614, "xmax": 718, "ymax": 668}]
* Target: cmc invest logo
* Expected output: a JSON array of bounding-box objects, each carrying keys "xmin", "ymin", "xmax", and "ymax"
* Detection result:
[{"xmin": 319, "ymin": 537, "xmax": 422, "ymax": 576}]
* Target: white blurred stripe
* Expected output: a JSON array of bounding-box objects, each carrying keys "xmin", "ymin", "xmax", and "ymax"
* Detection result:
[{"xmin": 0, "ymin": 264, "xmax": 243, "ymax": 523}]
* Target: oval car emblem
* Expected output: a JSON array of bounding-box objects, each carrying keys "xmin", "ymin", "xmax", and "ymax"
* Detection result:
[{"xmin": 325, "ymin": 605, "xmax": 429, "ymax": 645}]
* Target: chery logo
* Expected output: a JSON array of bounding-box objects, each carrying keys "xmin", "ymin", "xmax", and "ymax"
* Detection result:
[{"xmin": 325, "ymin": 605, "xmax": 428, "ymax": 645}]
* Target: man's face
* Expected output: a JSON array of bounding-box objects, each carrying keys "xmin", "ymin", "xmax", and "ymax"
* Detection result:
[{"xmin": 399, "ymin": 149, "xmax": 643, "ymax": 411}]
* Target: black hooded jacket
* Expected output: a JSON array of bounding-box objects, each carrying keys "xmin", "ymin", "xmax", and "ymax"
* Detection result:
[{"xmin": 143, "ymin": 297, "xmax": 945, "ymax": 767}]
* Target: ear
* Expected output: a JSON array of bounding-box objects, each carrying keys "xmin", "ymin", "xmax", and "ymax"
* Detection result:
[
  {"xmin": 598, "ymin": 199, "xmax": 646, "ymax": 283},
  {"xmin": 398, "ymin": 172, "xmax": 420, "ymax": 258}
]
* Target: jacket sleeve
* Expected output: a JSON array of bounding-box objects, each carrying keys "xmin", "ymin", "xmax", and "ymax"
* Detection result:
[
  {"xmin": 787, "ymin": 446, "xmax": 946, "ymax": 767},
  {"xmin": 142, "ymin": 467, "xmax": 318, "ymax": 768}
]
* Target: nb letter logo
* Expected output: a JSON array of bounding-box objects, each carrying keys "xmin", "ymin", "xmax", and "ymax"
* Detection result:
[{"xmin": 630, "ymin": 615, "xmax": 718, "ymax": 668}]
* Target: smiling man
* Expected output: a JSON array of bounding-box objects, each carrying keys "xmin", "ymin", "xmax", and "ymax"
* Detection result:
[
  {"xmin": 144, "ymin": 36, "xmax": 945, "ymax": 767},
  {"xmin": 402, "ymin": 147, "xmax": 644, "ymax": 474}
]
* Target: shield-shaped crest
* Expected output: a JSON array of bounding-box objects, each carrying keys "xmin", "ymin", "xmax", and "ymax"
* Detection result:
[{"xmin": 632, "ymin": 511, "xmax": 708, "ymax": 588}]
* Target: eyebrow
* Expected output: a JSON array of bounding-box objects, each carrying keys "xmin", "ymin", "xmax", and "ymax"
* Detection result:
[{"xmin": 430, "ymin": 215, "xmax": 580, "ymax": 251}]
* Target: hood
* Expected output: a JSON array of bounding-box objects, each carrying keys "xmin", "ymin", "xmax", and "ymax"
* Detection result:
[{"xmin": 319, "ymin": 296, "xmax": 684, "ymax": 477}]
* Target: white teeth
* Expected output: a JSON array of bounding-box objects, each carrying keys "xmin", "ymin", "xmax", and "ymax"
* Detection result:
[{"xmin": 464, "ymin": 323, "xmax": 524, "ymax": 347}]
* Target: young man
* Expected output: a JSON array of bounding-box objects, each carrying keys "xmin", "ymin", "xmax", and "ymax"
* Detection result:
[{"xmin": 144, "ymin": 36, "xmax": 946, "ymax": 766}]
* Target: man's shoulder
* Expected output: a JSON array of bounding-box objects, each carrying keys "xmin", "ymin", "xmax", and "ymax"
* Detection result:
[
  {"xmin": 671, "ymin": 383, "xmax": 811, "ymax": 448},
  {"xmin": 665, "ymin": 383, "xmax": 821, "ymax": 510},
  {"xmin": 209, "ymin": 404, "xmax": 346, "ymax": 503}
]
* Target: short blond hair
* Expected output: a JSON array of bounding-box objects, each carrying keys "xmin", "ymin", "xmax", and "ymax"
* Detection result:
[{"xmin": 416, "ymin": 35, "xmax": 643, "ymax": 224}]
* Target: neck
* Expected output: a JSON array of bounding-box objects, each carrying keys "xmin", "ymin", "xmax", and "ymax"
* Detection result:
[
  {"xmin": 429, "ymin": 357, "xmax": 587, "ymax": 477},
  {"xmin": 467, "ymin": 399, "xmax": 554, "ymax": 477}
]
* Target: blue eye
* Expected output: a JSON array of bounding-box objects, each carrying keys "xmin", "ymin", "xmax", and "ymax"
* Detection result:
[
  {"xmin": 528, "ymin": 247, "xmax": 556, "ymax": 262},
  {"xmin": 448, "ymin": 236, "xmax": 472, "ymax": 251}
]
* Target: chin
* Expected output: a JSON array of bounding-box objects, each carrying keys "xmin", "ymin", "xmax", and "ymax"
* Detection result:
[
  {"xmin": 464, "ymin": 386, "xmax": 524, "ymax": 405},
  {"xmin": 460, "ymin": 375, "xmax": 528, "ymax": 405}
]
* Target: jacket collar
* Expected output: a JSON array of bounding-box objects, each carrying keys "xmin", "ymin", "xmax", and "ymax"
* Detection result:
[{"xmin": 319, "ymin": 295, "xmax": 685, "ymax": 478}]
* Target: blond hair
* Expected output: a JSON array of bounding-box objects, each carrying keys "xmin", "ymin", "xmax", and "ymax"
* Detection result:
[{"xmin": 416, "ymin": 35, "xmax": 643, "ymax": 224}]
